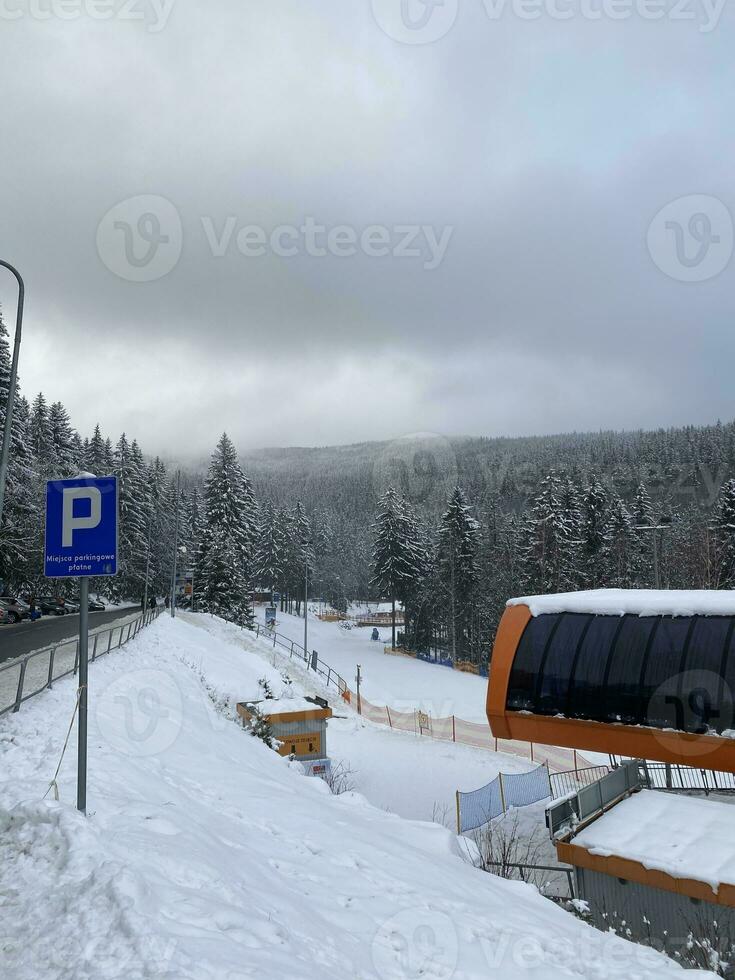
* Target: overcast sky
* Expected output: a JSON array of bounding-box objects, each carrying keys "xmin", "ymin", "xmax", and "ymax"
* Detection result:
[{"xmin": 1, "ymin": 0, "xmax": 733, "ymax": 458}]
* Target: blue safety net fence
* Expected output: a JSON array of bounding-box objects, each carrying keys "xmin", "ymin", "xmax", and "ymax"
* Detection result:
[{"xmin": 457, "ymin": 763, "xmax": 552, "ymax": 834}]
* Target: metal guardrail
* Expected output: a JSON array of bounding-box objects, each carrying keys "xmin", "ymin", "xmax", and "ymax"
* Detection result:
[
  {"xmin": 548, "ymin": 765, "xmax": 612, "ymax": 799},
  {"xmin": 0, "ymin": 607, "xmax": 163, "ymax": 717},
  {"xmin": 640, "ymin": 761, "xmax": 735, "ymax": 795},
  {"xmin": 546, "ymin": 759, "xmax": 642, "ymax": 839},
  {"xmin": 251, "ymin": 622, "xmax": 350, "ymax": 700},
  {"xmin": 482, "ymin": 861, "xmax": 575, "ymax": 899}
]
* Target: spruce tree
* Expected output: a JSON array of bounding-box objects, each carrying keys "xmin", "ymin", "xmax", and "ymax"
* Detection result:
[
  {"xmin": 254, "ymin": 500, "xmax": 285, "ymax": 596},
  {"xmin": 436, "ymin": 486, "xmax": 480, "ymax": 661},
  {"xmin": 713, "ymin": 479, "xmax": 735, "ymax": 588},
  {"xmin": 196, "ymin": 433, "xmax": 257, "ymax": 626},
  {"xmin": 30, "ymin": 393, "xmax": 52, "ymax": 470},
  {"xmin": 48, "ymin": 401, "xmax": 80, "ymax": 477},
  {"xmin": 521, "ymin": 475, "xmax": 577, "ymax": 594},
  {"xmin": 0, "ymin": 313, "xmax": 36, "ymax": 588},
  {"xmin": 580, "ymin": 477, "xmax": 610, "ymax": 587},
  {"xmin": 114, "ymin": 433, "xmax": 150, "ymax": 601},
  {"xmin": 371, "ymin": 487, "xmax": 422, "ymax": 649}
]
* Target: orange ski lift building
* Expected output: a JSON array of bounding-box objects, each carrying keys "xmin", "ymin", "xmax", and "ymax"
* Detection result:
[{"xmin": 487, "ymin": 590, "xmax": 735, "ymax": 772}]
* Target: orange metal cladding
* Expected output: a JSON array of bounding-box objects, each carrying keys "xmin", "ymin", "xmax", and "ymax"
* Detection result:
[
  {"xmin": 486, "ymin": 604, "xmax": 532, "ymax": 739},
  {"xmin": 556, "ymin": 840, "xmax": 735, "ymax": 908},
  {"xmin": 486, "ymin": 603, "xmax": 735, "ymax": 773}
]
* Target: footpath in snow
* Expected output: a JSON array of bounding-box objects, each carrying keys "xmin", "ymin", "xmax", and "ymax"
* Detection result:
[{"xmin": 0, "ymin": 614, "xmax": 711, "ymax": 979}]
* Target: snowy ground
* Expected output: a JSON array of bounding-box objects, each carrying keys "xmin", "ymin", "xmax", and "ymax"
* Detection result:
[
  {"xmin": 259, "ymin": 605, "xmax": 490, "ymax": 722},
  {"xmin": 186, "ymin": 612, "xmax": 533, "ymax": 823},
  {"xmin": 0, "ymin": 614, "xmax": 706, "ymax": 979}
]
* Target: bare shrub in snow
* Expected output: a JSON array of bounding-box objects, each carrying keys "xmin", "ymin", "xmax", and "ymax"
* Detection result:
[{"xmin": 323, "ymin": 760, "xmax": 355, "ymax": 796}]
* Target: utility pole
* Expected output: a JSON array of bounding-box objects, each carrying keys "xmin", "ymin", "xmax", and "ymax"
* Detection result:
[
  {"xmin": 169, "ymin": 469, "xmax": 181, "ymax": 618},
  {"xmin": 303, "ymin": 558, "xmax": 308, "ymax": 658},
  {"xmin": 0, "ymin": 261, "xmax": 24, "ymax": 530},
  {"xmin": 142, "ymin": 521, "xmax": 152, "ymax": 615}
]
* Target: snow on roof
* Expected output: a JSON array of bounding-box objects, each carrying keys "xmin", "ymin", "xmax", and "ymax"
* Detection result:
[
  {"xmin": 508, "ymin": 589, "xmax": 735, "ymax": 618},
  {"xmin": 574, "ymin": 790, "xmax": 735, "ymax": 893},
  {"xmin": 246, "ymin": 697, "xmax": 325, "ymax": 717}
]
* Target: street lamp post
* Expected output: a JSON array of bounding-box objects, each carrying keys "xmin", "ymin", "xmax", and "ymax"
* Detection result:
[
  {"xmin": 303, "ymin": 559, "xmax": 308, "ymax": 659},
  {"xmin": 0, "ymin": 261, "xmax": 25, "ymax": 530},
  {"xmin": 169, "ymin": 470, "xmax": 181, "ymax": 617}
]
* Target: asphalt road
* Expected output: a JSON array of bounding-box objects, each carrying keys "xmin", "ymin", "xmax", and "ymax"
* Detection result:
[{"xmin": 0, "ymin": 607, "xmax": 141, "ymax": 666}]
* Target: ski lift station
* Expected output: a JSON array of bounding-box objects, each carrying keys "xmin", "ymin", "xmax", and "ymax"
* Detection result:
[
  {"xmin": 547, "ymin": 760, "xmax": 735, "ymax": 955},
  {"xmin": 487, "ymin": 589, "xmax": 735, "ymax": 771},
  {"xmin": 488, "ymin": 590, "xmax": 735, "ymax": 957}
]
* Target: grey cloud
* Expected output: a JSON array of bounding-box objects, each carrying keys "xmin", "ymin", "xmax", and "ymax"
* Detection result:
[{"xmin": 0, "ymin": 0, "xmax": 733, "ymax": 456}]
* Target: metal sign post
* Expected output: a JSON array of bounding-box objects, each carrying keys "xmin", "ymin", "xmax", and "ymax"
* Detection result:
[
  {"xmin": 0, "ymin": 260, "xmax": 25, "ymax": 530},
  {"xmin": 44, "ymin": 475, "xmax": 118, "ymax": 814}
]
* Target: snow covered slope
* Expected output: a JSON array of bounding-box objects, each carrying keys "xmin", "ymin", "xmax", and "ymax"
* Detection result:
[
  {"xmin": 257, "ymin": 606, "xmax": 491, "ymax": 722},
  {"xmin": 0, "ymin": 616, "xmax": 710, "ymax": 979}
]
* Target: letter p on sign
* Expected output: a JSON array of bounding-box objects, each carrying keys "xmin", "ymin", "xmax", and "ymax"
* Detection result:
[
  {"xmin": 45, "ymin": 476, "xmax": 118, "ymax": 578},
  {"xmin": 62, "ymin": 487, "xmax": 102, "ymax": 547}
]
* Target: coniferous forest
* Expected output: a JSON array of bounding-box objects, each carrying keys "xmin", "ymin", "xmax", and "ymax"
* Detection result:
[{"xmin": 3, "ymin": 310, "xmax": 735, "ymax": 662}]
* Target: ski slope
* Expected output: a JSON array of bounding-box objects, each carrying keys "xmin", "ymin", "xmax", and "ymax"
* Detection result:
[
  {"xmin": 0, "ymin": 615, "xmax": 709, "ymax": 979},
  {"xmin": 186, "ymin": 612, "xmax": 534, "ymax": 824},
  {"xmin": 258, "ymin": 605, "xmax": 490, "ymax": 722}
]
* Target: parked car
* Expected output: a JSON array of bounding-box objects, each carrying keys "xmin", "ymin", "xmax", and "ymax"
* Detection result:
[
  {"xmin": 0, "ymin": 607, "xmax": 9, "ymax": 625},
  {"xmin": 35, "ymin": 596, "xmax": 68, "ymax": 616},
  {"xmin": 89, "ymin": 598, "xmax": 105, "ymax": 612},
  {"xmin": 0, "ymin": 597, "xmax": 30, "ymax": 623},
  {"xmin": 61, "ymin": 599, "xmax": 80, "ymax": 614}
]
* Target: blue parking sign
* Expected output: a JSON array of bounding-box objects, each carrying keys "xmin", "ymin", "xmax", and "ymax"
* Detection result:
[{"xmin": 45, "ymin": 476, "xmax": 118, "ymax": 578}]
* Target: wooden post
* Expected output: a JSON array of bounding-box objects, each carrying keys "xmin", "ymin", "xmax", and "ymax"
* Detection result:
[
  {"xmin": 387, "ymin": 706, "xmax": 392, "ymax": 728},
  {"xmin": 545, "ymin": 761, "xmax": 552, "ymax": 799},
  {"xmin": 455, "ymin": 790, "xmax": 461, "ymax": 835},
  {"xmin": 574, "ymin": 749, "xmax": 579, "ymax": 778},
  {"xmin": 495, "ymin": 737, "xmax": 498, "ymax": 751},
  {"xmin": 452, "ymin": 715, "xmax": 456, "ymax": 742},
  {"xmin": 498, "ymin": 772, "xmax": 506, "ymax": 814},
  {"xmin": 530, "ymin": 742, "xmax": 534, "ymax": 762}
]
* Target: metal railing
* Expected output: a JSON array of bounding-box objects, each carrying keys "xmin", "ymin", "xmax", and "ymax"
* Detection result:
[
  {"xmin": 0, "ymin": 607, "xmax": 163, "ymax": 717},
  {"xmin": 546, "ymin": 760, "xmax": 642, "ymax": 839},
  {"xmin": 640, "ymin": 761, "xmax": 735, "ymax": 795},
  {"xmin": 549, "ymin": 765, "xmax": 612, "ymax": 799},
  {"xmin": 481, "ymin": 861, "xmax": 575, "ymax": 900},
  {"xmin": 251, "ymin": 622, "xmax": 350, "ymax": 700}
]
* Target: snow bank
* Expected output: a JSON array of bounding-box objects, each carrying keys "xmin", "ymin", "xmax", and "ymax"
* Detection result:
[
  {"xmin": 508, "ymin": 589, "xmax": 735, "ymax": 618},
  {"xmin": 0, "ymin": 616, "xmax": 705, "ymax": 979},
  {"xmin": 574, "ymin": 790, "xmax": 735, "ymax": 895}
]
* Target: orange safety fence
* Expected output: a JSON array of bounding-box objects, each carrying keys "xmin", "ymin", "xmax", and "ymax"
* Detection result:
[{"xmin": 353, "ymin": 693, "xmax": 596, "ymax": 773}]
